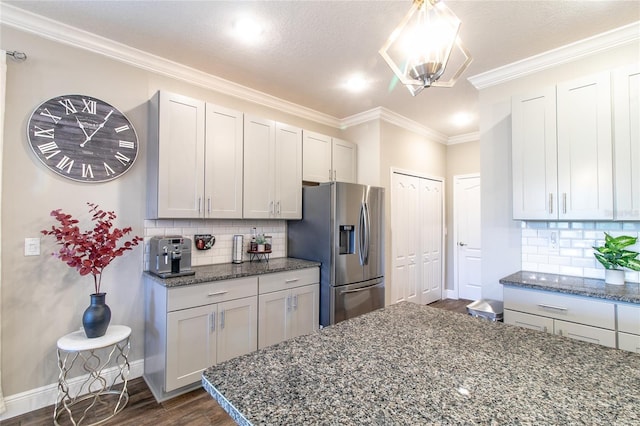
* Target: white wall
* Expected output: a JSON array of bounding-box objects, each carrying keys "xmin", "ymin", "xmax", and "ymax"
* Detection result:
[{"xmin": 478, "ymin": 42, "xmax": 640, "ymax": 301}]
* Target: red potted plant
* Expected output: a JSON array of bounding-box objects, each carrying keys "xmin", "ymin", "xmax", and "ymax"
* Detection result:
[{"xmin": 42, "ymin": 202, "xmax": 143, "ymax": 337}]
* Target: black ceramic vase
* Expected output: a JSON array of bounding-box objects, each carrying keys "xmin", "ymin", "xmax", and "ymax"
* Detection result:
[{"xmin": 82, "ymin": 293, "xmax": 111, "ymax": 338}]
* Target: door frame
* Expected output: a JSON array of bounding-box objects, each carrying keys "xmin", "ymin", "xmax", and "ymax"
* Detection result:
[
  {"xmin": 453, "ymin": 173, "xmax": 481, "ymax": 300},
  {"xmin": 390, "ymin": 167, "xmax": 446, "ymax": 305}
]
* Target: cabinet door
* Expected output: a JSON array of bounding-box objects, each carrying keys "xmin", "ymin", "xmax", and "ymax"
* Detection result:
[
  {"xmin": 557, "ymin": 71, "xmax": 613, "ymax": 220},
  {"xmin": 302, "ymin": 131, "xmax": 332, "ymax": 183},
  {"xmin": 244, "ymin": 115, "xmax": 275, "ymax": 218},
  {"xmin": 613, "ymin": 64, "xmax": 640, "ymax": 220},
  {"xmin": 258, "ymin": 289, "xmax": 289, "ymax": 349},
  {"xmin": 332, "ymin": 138, "xmax": 357, "ymax": 183},
  {"xmin": 166, "ymin": 304, "xmax": 215, "ymax": 392},
  {"xmin": 275, "ymin": 122, "xmax": 302, "ymax": 219},
  {"xmin": 504, "ymin": 309, "xmax": 553, "ymax": 333},
  {"xmin": 157, "ymin": 91, "xmax": 205, "ymax": 218},
  {"xmin": 205, "ymin": 104, "xmax": 243, "ymax": 218},
  {"xmin": 217, "ymin": 297, "xmax": 257, "ymax": 363},
  {"xmin": 290, "ymin": 284, "xmax": 319, "ymax": 339},
  {"xmin": 618, "ymin": 332, "xmax": 640, "ymax": 353},
  {"xmin": 511, "ymin": 87, "xmax": 557, "ymax": 220},
  {"xmin": 554, "ymin": 319, "xmax": 616, "ymax": 348}
]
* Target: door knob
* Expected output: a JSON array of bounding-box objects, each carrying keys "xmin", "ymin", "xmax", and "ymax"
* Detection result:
[{"xmin": 458, "ymin": 242, "xmax": 467, "ymax": 246}]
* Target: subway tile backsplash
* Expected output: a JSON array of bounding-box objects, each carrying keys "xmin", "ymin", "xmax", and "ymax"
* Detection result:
[
  {"xmin": 144, "ymin": 219, "xmax": 287, "ymax": 269},
  {"xmin": 521, "ymin": 221, "xmax": 640, "ymax": 283}
]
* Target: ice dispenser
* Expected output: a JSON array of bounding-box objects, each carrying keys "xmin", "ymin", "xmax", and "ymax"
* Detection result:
[{"xmin": 339, "ymin": 225, "xmax": 355, "ymax": 254}]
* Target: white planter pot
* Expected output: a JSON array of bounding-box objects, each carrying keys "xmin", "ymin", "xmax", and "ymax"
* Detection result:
[{"xmin": 605, "ymin": 269, "xmax": 625, "ymax": 285}]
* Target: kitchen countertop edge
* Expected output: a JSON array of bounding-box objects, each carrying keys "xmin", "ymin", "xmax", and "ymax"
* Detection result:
[
  {"xmin": 144, "ymin": 257, "xmax": 320, "ymax": 287},
  {"xmin": 500, "ymin": 270, "xmax": 640, "ymax": 304}
]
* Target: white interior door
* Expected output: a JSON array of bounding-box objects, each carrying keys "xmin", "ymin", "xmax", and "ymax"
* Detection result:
[
  {"xmin": 455, "ymin": 174, "xmax": 482, "ymax": 301},
  {"xmin": 391, "ymin": 171, "xmax": 444, "ymax": 305},
  {"xmin": 391, "ymin": 173, "xmax": 419, "ymax": 304},
  {"xmin": 420, "ymin": 178, "xmax": 443, "ymax": 304}
]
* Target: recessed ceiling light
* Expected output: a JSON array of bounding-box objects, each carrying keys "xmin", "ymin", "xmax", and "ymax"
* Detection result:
[
  {"xmin": 451, "ymin": 112, "xmax": 473, "ymax": 127},
  {"xmin": 232, "ymin": 17, "xmax": 264, "ymax": 44},
  {"xmin": 344, "ymin": 75, "xmax": 369, "ymax": 93}
]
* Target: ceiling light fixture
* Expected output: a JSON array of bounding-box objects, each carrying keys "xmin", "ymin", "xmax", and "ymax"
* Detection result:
[{"xmin": 379, "ymin": 0, "xmax": 472, "ymax": 96}]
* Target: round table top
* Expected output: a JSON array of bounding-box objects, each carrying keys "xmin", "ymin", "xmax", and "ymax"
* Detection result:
[{"xmin": 57, "ymin": 325, "xmax": 131, "ymax": 351}]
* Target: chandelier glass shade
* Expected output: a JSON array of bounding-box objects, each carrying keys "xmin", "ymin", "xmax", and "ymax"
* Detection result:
[{"xmin": 379, "ymin": 0, "xmax": 472, "ymax": 96}]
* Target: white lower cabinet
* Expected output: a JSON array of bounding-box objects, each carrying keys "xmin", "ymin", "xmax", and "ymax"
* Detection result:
[
  {"xmin": 258, "ymin": 268, "xmax": 319, "ymax": 349},
  {"xmin": 617, "ymin": 303, "xmax": 640, "ymax": 353},
  {"xmin": 503, "ymin": 286, "xmax": 616, "ymax": 348},
  {"xmin": 144, "ymin": 276, "xmax": 258, "ymax": 401}
]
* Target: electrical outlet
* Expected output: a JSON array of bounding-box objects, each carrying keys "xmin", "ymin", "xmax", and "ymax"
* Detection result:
[
  {"xmin": 549, "ymin": 231, "xmax": 558, "ymax": 250},
  {"xmin": 24, "ymin": 238, "xmax": 40, "ymax": 256}
]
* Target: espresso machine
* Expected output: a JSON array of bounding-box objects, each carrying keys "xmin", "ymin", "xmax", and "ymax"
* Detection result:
[{"xmin": 149, "ymin": 236, "xmax": 195, "ymax": 278}]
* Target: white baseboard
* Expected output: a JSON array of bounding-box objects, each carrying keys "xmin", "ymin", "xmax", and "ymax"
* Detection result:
[
  {"xmin": 0, "ymin": 358, "xmax": 144, "ymax": 421},
  {"xmin": 445, "ymin": 289, "xmax": 458, "ymax": 299}
]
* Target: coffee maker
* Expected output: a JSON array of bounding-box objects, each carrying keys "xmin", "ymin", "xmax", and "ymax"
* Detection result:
[{"xmin": 149, "ymin": 236, "xmax": 195, "ymax": 278}]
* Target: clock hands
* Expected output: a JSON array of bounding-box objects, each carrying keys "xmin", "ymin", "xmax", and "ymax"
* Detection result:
[
  {"xmin": 80, "ymin": 109, "xmax": 113, "ymax": 147},
  {"xmin": 75, "ymin": 117, "xmax": 90, "ymax": 139}
]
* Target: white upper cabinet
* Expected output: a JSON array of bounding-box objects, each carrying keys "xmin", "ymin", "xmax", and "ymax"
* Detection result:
[
  {"xmin": 244, "ymin": 115, "xmax": 302, "ymax": 219},
  {"xmin": 556, "ymin": 71, "xmax": 613, "ymax": 220},
  {"xmin": 205, "ymin": 104, "xmax": 244, "ymax": 218},
  {"xmin": 149, "ymin": 91, "xmax": 243, "ymax": 219},
  {"xmin": 332, "ymin": 138, "xmax": 357, "ymax": 183},
  {"xmin": 511, "ymin": 71, "xmax": 614, "ymax": 220},
  {"xmin": 302, "ymin": 131, "xmax": 356, "ymax": 184},
  {"xmin": 512, "ymin": 87, "xmax": 558, "ymax": 220},
  {"xmin": 613, "ymin": 64, "xmax": 640, "ymax": 220}
]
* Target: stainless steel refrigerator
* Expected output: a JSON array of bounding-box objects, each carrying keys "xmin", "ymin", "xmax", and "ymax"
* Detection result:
[{"xmin": 288, "ymin": 182, "xmax": 385, "ymax": 327}]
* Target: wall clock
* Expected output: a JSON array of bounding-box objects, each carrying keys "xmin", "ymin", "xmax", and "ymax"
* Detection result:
[{"xmin": 27, "ymin": 94, "xmax": 139, "ymax": 183}]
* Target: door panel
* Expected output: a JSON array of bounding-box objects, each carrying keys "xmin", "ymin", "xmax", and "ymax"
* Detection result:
[
  {"xmin": 363, "ymin": 185, "xmax": 385, "ymax": 281},
  {"xmin": 420, "ymin": 179, "xmax": 443, "ymax": 304},
  {"xmin": 391, "ymin": 174, "xmax": 419, "ymax": 303},
  {"xmin": 456, "ymin": 175, "xmax": 482, "ymax": 301},
  {"xmin": 334, "ymin": 183, "xmax": 366, "ymax": 285}
]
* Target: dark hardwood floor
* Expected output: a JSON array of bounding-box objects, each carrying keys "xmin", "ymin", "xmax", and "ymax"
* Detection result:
[{"xmin": 3, "ymin": 299, "xmax": 471, "ymax": 426}]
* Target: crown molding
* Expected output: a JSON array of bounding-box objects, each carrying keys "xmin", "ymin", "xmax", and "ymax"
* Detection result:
[
  {"xmin": 0, "ymin": 3, "xmax": 342, "ymax": 128},
  {"xmin": 468, "ymin": 21, "xmax": 640, "ymax": 90},
  {"xmin": 341, "ymin": 107, "xmax": 449, "ymax": 144},
  {"xmin": 448, "ymin": 132, "xmax": 480, "ymax": 145}
]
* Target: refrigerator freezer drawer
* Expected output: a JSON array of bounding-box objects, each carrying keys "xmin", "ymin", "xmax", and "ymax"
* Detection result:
[{"xmin": 331, "ymin": 278, "xmax": 384, "ymax": 326}]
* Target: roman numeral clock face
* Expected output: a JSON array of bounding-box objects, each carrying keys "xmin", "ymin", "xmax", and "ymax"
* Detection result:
[{"xmin": 27, "ymin": 94, "xmax": 139, "ymax": 182}]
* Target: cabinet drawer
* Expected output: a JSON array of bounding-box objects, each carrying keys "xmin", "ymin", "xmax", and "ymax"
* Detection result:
[
  {"xmin": 168, "ymin": 277, "xmax": 258, "ymax": 312},
  {"xmin": 618, "ymin": 332, "xmax": 640, "ymax": 353},
  {"xmin": 259, "ymin": 267, "xmax": 319, "ymax": 294},
  {"xmin": 617, "ymin": 303, "xmax": 640, "ymax": 335},
  {"xmin": 504, "ymin": 309, "xmax": 553, "ymax": 333},
  {"xmin": 503, "ymin": 286, "xmax": 615, "ymax": 329},
  {"xmin": 554, "ymin": 319, "xmax": 616, "ymax": 348}
]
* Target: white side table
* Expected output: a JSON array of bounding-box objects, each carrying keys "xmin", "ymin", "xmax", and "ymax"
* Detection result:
[{"xmin": 54, "ymin": 325, "xmax": 131, "ymax": 426}]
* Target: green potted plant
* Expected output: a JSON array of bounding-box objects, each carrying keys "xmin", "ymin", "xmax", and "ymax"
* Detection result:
[
  {"xmin": 593, "ymin": 233, "xmax": 640, "ymax": 285},
  {"xmin": 41, "ymin": 202, "xmax": 143, "ymax": 337}
]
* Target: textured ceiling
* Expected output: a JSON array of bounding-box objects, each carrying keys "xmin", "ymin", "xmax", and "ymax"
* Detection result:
[{"xmin": 4, "ymin": 1, "xmax": 640, "ymax": 137}]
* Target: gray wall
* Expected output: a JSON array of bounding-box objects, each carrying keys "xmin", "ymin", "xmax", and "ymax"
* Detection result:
[
  {"xmin": 478, "ymin": 42, "xmax": 640, "ymax": 301},
  {"xmin": 0, "ymin": 24, "xmax": 341, "ymax": 396}
]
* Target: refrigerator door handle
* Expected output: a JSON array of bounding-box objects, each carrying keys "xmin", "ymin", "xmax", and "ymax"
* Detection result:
[
  {"xmin": 363, "ymin": 202, "xmax": 370, "ymax": 265},
  {"xmin": 358, "ymin": 203, "xmax": 365, "ymax": 265}
]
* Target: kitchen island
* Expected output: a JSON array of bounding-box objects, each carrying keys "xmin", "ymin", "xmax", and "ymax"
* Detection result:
[{"xmin": 202, "ymin": 302, "xmax": 640, "ymax": 425}]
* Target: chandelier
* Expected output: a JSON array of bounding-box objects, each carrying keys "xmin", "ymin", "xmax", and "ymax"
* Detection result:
[{"xmin": 379, "ymin": 0, "xmax": 472, "ymax": 96}]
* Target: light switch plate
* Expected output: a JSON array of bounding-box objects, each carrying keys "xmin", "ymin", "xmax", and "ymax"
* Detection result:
[{"xmin": 24, "ymin": 237, "xmax": 41, "ymax": 256}]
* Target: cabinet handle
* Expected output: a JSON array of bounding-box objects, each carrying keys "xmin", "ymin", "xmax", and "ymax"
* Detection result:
[
  {"xmin": 210, "ymin": 312, "xmax": 216, "ymax": 332},
  {"xmin": 549, "ymin": 193, "xmax": 553, "ymax": 214},
  {"xmin": 286, "ymin": 295, "xmax": 291, "ymax": 312},
  {"xmin": 198, "ymin": 197, "xmax": 202, "ymax": 214},
  {"xmin": 208, "ymin": 291, "xmax": 228, "ymax": 297},
  {"xmin": 220, "ymin": 310, "xmax": 225, "ymax": 329},
  {"xmin": 276, "ymin": 201, "xmax": 281, "ymax": 216},
  {"xmin": 293, "ymin": 295, "xmax": 298, "ymax": 310},
  {"xmin": 543, "ymin": 326, "xmax": 548, "ymax": 333},
  {"xmin": 538, "ymin": 303, "xmax": 567, "ymax": 311},
  {"xmin": 562, "ymin": 193, "xmax": 567, "ymax": 214},
  {"xmin": 269, "ymin": 201, "xmax": 274, "ymax": 216},
  {"xmin": 329, "ymin": 169, "xmax": 332, "ymax": 181},
  {"xmin": 334, "ymin": 170, "xmax": 337, "ymax": 181},
  {"xmin": 285, "ymin": 278, "xmax": 299, "ymax": 283},
  {"xmin": 208, "ymin": 197, "xmax": 211, "ymax": 214}
]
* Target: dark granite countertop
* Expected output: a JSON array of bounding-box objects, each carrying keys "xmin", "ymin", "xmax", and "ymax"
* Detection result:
[
  {"xmin": 144, "ymin": 257, "xmax": 319, "ymax": 287},
  {"xmin": 202, "ymin": 302, "xmax": 640, "ymax": 425},
  {"xmin": 500, "ymin": 270, "xmax": 640, "ymax": 304}
]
